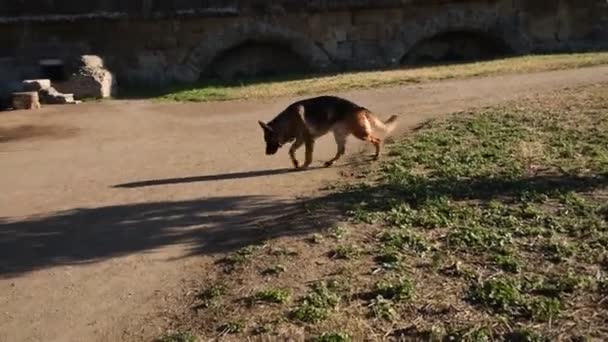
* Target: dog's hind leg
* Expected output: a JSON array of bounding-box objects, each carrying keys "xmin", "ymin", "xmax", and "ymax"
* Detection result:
[
  {"xmin": 324, "ymin": 129, "xmax": 348, "ymax": 167},
  {"xmin": 351, "ymin": 111, "xmax": 383, "ymax": 160},
  {"xmin": 289, "ymin": 139, "xmax": 304, "ymax": 169}
]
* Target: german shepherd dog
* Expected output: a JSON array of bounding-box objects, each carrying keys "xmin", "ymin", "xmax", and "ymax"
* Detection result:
[{"xmin": 258, "ymin": 96, "xmax": 398, "ymax": 169}]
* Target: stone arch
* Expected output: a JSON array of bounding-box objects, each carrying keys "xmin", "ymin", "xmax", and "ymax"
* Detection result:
[
  {"xmin": 401, "ymin": 29, "xmax": 513, "ymax": 65},
  {"xmin": 171, "ymin": 22, "xmax": 332, "ymax": 83},
  {"xmin": 382, "ymin": 6, "xmax": 532, "ymax": 67},
  {"xmin": 202, "ymin": 40, "xmax": 311, "ymax": 81}
]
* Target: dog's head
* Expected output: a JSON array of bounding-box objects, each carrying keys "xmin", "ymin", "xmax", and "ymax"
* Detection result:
[{"xmin": 258, "ymin": 121, "xmax": 282, "ymax": 155}]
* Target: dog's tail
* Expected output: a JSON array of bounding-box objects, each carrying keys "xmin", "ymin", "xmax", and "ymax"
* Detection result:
[{"xmin": 366, "ymin": 111, "xmax": 398, "ymax": 135}]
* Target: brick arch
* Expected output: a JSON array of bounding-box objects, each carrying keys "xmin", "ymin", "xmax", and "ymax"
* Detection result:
[{"xmin": 170, "ymin": 22, "xmax": 332, "ymax": 83}]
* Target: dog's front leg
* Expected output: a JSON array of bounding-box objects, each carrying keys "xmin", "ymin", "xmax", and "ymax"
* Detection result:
[
  {"xmin": 289, "ymin": 139, "xmax": 304, "ymax": 169},
  {"xmin": 301, "ymin": 139, "xmax": 315, "ymax": 169}
]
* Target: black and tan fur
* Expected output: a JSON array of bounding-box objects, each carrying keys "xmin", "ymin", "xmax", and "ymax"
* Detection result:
[{"xmin": 258, "ymin": 96, "xmax": 398, "ymax": 169}]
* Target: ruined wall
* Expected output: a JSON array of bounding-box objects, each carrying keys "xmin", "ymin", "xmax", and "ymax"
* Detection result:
[{"xmin": 0, "ymin": 0, "xmax": 607, "ymax": 91}]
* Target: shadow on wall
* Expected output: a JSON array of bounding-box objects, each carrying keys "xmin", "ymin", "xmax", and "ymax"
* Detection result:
[{"xmin": 401, "ymin": 30, "xmax": 513, "ymax": 65}]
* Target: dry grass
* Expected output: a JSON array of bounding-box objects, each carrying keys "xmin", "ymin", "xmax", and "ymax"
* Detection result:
[{"xmin": 131, "ymin": 52, "xmax": 608, "ymax": 102}]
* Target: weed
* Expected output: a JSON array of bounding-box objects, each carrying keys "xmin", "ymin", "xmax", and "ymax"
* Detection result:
[
  {"xmin": 217, "ymin": 321, "xmax": 243, "ymax": 335},
  {"xmin": 526, "ymin": 297, "xmax": 561, "ymax": 322},
  {"xmin": 447, "ymin": 225, "xmax": 513, "ymax": 252},
  {"xmin": 157, "ymin": 331, "xmax": 197, "ymax": 342},
  {"xmin": 269, "ymin": 247, "xmax": 298, "ymax": 257},
  {"xmin": 444, "ymin": 326, "xmax": 493, "ymax": 342},
  {"xmin": 222, "ymin": 245, "xmax": 260, "ymax": 265},
  {"xmin": 529, "ymin": 273, "xmax": 589, "ymax": 297},
  {"xmin": 494, "ymin": 254, "xmax": 522, "ymax": 273},
  {"xmin": 309, "ymin": 233, "xmax": 324, "ymax": 244},
  {"xmin": 254, "ymin": 288, "xmax": 291, "ymax": 304},
  {"xmin": 330, "ymin": 245, "xmax": 361, "ymax": 260},
  {"xmin": 197, "ymin": 283, "xmax": 227, "ymax": 308},
  {"xmin": 261, "ymin": 264, "xmax": 287, "ymax": 276},
  {"xmin": 543, "ymin": 240, "xmax": 576, "ymax": 263},
  {"xmin": 379, "ymin": 231, "xmax": 431, "ymax": 255},
  {"xmin": 291, "ymin": 281, "xmax": 341, "ymax": 323},
  {"xmin": 369, "ymin": 296, "xmax": 397, "ymax": 321},
  {"xmin": 504, "ymin": 329, "xmax": 550, "ymax": 342},
  {"xmin": 468, "ymin": 277, "xmax": 524, "ymax": 315},
  {"xmin": 372, "ymin": 277, "xmax": 415, "ymax": 301},
  {"xmin": 599, "ymin": 277, "xmax": 608, "ymax": 295},
  {"xmin": 328, "ymin": 225, "xmax": 349, "ymax": 240},
  {"xmin": 315, "ymin": 332, "xmax": 352, "ymax": 342},
  {"xmin": 375, "ymin": 246, "xmax": 402, "ymax": 269}
]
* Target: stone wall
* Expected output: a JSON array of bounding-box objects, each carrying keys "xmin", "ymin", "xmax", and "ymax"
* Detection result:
[{"xmin": 0, "ymin": 0, "xmax": 607, "ymax": 93}]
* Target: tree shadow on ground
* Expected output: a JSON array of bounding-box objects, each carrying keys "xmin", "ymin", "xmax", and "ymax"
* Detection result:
[
  {"xmin": 1, "ymin": 171, "xmax": 606, "ymax": 279},
  {"xmin": 346, "ymin": 172, "xmax": 608, "ymax": 210},
  {"xmin": 0, "ymin": 194, "xmax": 344, "ymax": 279}
]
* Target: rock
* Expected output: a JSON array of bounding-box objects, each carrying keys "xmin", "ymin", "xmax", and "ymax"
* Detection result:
[
  {"xmin": 39, "ymin": 87, "xmax": 75, "ymax": 104},
  {"xmin": 22, "ymin": 79, "xmax": 52, "ymax": 92},
  {"xmin": 55, "ymin": 55, "xmax": 116, "ymax": 99},
  {"xmin": 79, "ymin": 55, "xmax": 104, "ymax": 69},
  {"xmin": 12, "ymin": 92, "xmax": 41, "ymax": 110}
]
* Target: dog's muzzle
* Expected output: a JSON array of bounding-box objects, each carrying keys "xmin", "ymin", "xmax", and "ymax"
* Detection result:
[{"xmin": 266, "ymin": 143, "xmax": 281, "ymax": 155}]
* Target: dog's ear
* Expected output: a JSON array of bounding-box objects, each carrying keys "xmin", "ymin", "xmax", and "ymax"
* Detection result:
[{"xmin": 258, "ymin": 121, "xmax": 273, "ymax": 133}]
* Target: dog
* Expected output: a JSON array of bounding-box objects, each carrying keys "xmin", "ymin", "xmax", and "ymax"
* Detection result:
[{"xmin": 258, "ymin": 95, "xmax": 398, "ymax": 169}]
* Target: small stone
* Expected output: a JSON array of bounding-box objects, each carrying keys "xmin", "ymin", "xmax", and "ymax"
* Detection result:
[
  {"xmin": 22, "ymin": 79, "xmax": 51, "ymax": 91},
  {"xmin": 11, "ymin": 92, "xmax": 41, "ymax": 110}
]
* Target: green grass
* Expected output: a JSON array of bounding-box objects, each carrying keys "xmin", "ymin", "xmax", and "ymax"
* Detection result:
[{"xmin": 124, "ymin": 52, "xmax": 608, "ymax": 102}]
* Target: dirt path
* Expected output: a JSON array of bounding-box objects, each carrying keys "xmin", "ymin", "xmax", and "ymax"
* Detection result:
[{"xmin": 1, "ymin": 66, "xmax": 607, "ymax": 342}]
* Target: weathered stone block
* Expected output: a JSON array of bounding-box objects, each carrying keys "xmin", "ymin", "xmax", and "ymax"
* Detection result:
[
  {"xmin": 12, "ymin": 92, "xmax": 41, "ymax": 110},
  {"xmin": 55, "ymin": 55, "xmax": 116, "ymax": 99}
]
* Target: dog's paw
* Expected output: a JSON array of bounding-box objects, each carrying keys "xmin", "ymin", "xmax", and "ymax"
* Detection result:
[
  {"xmin": 324, "ymin": 161, "xmax": 334, "ymax": 167},
  {"xmin": 292, "ymin": 160, "xmax": 301, "ymax": 169}
]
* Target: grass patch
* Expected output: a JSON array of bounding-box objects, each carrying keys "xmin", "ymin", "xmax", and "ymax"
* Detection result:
[
  {"xmin": 124, "ymin": 53, "xmax": 608, "ymax": 102},
  {"xmin": 174, "ymin": 84, "xmax": 608, "ymax": 340},
  {"xmin": 332, "ymin": 84, "xmax": 608, "ymax": 336}
]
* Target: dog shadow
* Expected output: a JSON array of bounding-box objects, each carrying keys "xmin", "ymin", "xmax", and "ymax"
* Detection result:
[{"xmin": 112, "ymin": 166, "xmax": 326, "ymax": 189}]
